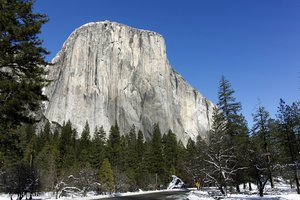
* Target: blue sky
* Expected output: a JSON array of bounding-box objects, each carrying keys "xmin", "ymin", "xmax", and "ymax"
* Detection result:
[{"xmin": 34, "ymin": 0, "xmax": 300, "ymax": 127}]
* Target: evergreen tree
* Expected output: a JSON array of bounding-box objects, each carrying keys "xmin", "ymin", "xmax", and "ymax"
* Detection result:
[
  {"xmin": 217, "ymin": 76, "xmax": 249, "ymax": 190},
  {"xmin": 149, "ymin": 124, "xmax": 165, "ymax": 187},
  {"xmin": 91, "ymin": 126, "xmax": 106, "ymax": 169},
  {"xmin": 99, "ymin": 158, "xmax": 114, "ymax": 193},
  {"xmin": 0, "ymin": 0, "xmax": 49, "ymax": 128},
  {"xmin": 184, "ymin": 137, "xmax": 198, "ymax": 185},
  {"xmin": 107, "ymin": 123, "xmax": 121, "ymax": 168},
  {"xmin": 41, "ymin": 121, "xmax": 52, "ymax": 144},
  {"xmin": 135, "ymin": 130, "xmax": 148, "ymax": 189},
  {"xmin": 78, "ymin": 121, "xmax": 92, "ymax": 166},
  {"xmin": 124, "ymin": 125, "xmax": 138, "ymax": 190},
  {"xmin": 218, "ymin": 76, "xmax": 241, "ymax": 126},
  {"xmin": 35, "ymin": 144, "xmax": 59, "ymax": 191},
  {"xmin": 176, "ymin": 140, "xmax": 188, "ymax": 184},
  {"xmin": 126, "ymin": 125, "xmax": 138, "ymax": 169},
  {"xmin": 276, "ymin": 99, "xmax": 300, "ymax": 194},
  {"xmin": 106, "ymin": 122, "xmax": 123, "ymax": 190},
  {"xmin": 252, "ymin": 106, "xmax": 275, "ymax": 188},
  {"xmin": 58, "ymin": 121, "xmax": 77, "ymax": 173},
  {"xmin": 163, "ymin": 130, "xmax": 178, "ymax": 178},
  {"xmin": 0, "ymin": 1, "xmax": 49, "ymax": 184},
  {"xmin": 232, "ymin": 114, "xmax": 250, "ymax": 192},
  {"xmin": 136, "ymin": 130, "xmax": 144, "ymax": 164}
]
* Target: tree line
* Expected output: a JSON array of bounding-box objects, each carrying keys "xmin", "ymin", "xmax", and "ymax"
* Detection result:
[
  {"xmin": 0, "ymin": 76, "xmax": 299, "ymax": 198},
  {"xmin": 0, "ymin": 120, "xmax": 190, "ymax": 196}
]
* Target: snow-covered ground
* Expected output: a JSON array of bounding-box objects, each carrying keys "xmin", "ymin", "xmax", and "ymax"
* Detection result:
[
  {"xmin": 187, "ymin": 179, "xmax": 299, "ymax": 200},
  {"xmin": 1, "ymin": 179, "xmax": 299, "ymax": 200},
  {"xmin": 0, "ymin": 189, "xmax": 186, "ymax": 200},
  {"xmin": 1, "ymin": 189, "xmax": 299, "ymax": 200},
  {"xmin": 187, "ymin": 190, "xmax": 299, "ymax": 200}
]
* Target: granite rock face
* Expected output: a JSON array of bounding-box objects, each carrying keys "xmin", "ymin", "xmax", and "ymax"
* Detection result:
[{"xmin": 44, "ymin": 21, "xmax": 214, "ymax": 144}]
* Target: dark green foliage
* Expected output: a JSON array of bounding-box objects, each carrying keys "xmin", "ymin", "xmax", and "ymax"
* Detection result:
[
  {"xmin": 216, "ymin": 76, "xmax": 250, "ymax": 191},
  {"xmin": 124, "ymin": 125, "xmax": 138, "ymax": 190},
  {"xmin": 99, "ymin": 158, "xmax": 115, "ymax": 192},
  {"xmin": 2, "ymin": 161, "xmax": 40, "ymax": 198},
  {"xmin": 163, "ymin": 130, "xmax": 178, "ymax": 177},
  {"xmin": 217, "ymin": 76, "xmax": 241, "ymax": 124},
  {"xmin": 58, "ymin": 121, "xmax": 78, "ymax": 172},
  {"xmin": 149, "ymin": 124, "xmax": 165, "ymax": 179},
  {"xmin": 35, "ymin": 144, "xmax": 59, "ymax": 191},
  {"xmin": 276, "ymin": 99, "xmax": 300, "ymax": 194},
  {"xmin": 106, "ymin": 122, "xmax": 122, "ymax": 170},
  {"xmin": 0, "ymin": 0, "xmax": 49, "ymax": 129},
  {"xmin": 0, "ymin": 2, "xmax": 50, "ymax": 192},
  {"xmin": 78, "ymin": 121, "xmax": 92, "ymax": 166},
  {"xmin": 251, "ymin": 106, "xmax": 275, "ymax": 188},
  {"xmin": 90, "ymin": 126, "xmax": 106, "ymax": 169}
]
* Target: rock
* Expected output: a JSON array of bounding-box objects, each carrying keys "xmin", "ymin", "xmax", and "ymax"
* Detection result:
[{"xmin": 43, "ymin": 21, "xmax": 214, "ymax": 144}]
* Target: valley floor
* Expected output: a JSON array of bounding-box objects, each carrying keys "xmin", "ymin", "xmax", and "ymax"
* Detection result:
[
  {"xmin": 1, "ymin": 190, "xmax": 299, "ymax": 200},
  {"xmin": 1, "ymin": 182, "xmax": 299, "ymax": 200}
]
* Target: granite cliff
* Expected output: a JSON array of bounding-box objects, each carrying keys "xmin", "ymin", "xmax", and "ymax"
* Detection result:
[{"xmin": 43, "ymin": 21, "xmax": 214, "ymax": 143}]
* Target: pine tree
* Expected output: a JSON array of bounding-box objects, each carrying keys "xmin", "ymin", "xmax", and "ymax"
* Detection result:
[
  {"xmin": 184, "ymin": 137, "xmax": 199, "ymax": 185},
  {"xmin": 78, "ymin": 121, "xmax": 92, "ymax": 166},
  {"xmin": 176, "ymin": 140, "xmax": 188, "ymax": 184},
  {"xmin": 218, "ymin": 76, "xmax": 241, "ymax": 127},
  {"xmin": 135, "ymin": 130, "xmax": 148, "ymax": 189},
  {"xmin": 252, "ymin": 106, "xmax": 275, "ymax": 188},
  {"xmin": 126, "ymin": 125, "xmax": 138, "ymax": 170},
  {"xmin": 91, "ymin": 126, "xmax": 106, "ymax": 169},
  {"xmin": 0, "ymin": 1, "xmax": 49, "ymax": 192},
  {"xmin": 124, "ymin": 125, "xmax": 138, "ymax": 190},
  {"xmin": 149, "ymin": 124, "xmax": 165, "ymax": 188},
  {"xmin": 276, "ymin": 99, "xmax": 300, "ymax": 194},
  {"xmin": 163, "ymin": 130, "xmax": 178, "ymax": 178},
  {"xmin": 35, "ymin": 144, "xmax": 59, "ymax": 191},
  {"xmin": 217, "ymin": 76, "xmax": 249, "ymax": 191},
  {"xmin": 106, "ymin": 122, "xmax": 122, "ymax": 189},
  {"xmin": 99, "ymin": 158, "xmax": 114, "ymax": 193},
  {"xmin": 0, "ymin": 0, "xmax": 49, "ymax": 129},
  {"xmin": 136, "ymin": 130, "xmax": 144, "ymax": 164},
  {"xmin": 58, "ymin": 121, "xmax": 77, "ymax": 173}
]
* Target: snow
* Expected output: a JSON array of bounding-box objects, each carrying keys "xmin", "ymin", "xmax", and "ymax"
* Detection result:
[
  {"xmin": 0, "ymin": 189, "xmax": 187, "ymax": 200},
  {"xmin": 187, "ymin": 190, "xmax": 299, "ymax": 200},
  {"xmin": 1, "ymin": 179, "xmax": 299, "ymax": 200},
  {"xmin": 1, "ymin": 190, "xmax": 299, "ymax": 200}
]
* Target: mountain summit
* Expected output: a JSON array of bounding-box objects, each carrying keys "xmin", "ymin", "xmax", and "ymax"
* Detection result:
[{"xmin": 44, "ymin": 21, "xmax": 214, "ymax": 143}]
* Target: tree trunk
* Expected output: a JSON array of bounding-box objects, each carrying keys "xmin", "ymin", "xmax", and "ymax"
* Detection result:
[
  {"xmin": 258, "ymin": 181, "xmax": 264, "ymax": 197},
  {"xmin": 268, "ymin": 166, "xmax": 274, "ymax": 188},
  {"xmin": 259, "ymin": 187, "xmax": 264, "ymax": 197},
  {"xmin": 219, "ymin": 186, "xmax": 225, "ymax": 195},
  {"xmin": 249, "ymin": 182, "xmax": 252, "ymax": 191},
  {"xmin": 236, "ymin": 184, "xmax": 240, "ymax": 193},
  {"xmin": 295, "ymin": 174, "xmax": 300, "ymax": 194}
]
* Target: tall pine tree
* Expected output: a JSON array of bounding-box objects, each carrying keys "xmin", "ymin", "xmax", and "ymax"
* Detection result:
[
  {"xmin": 252, "ymin": 106, "xmax": 275, "ymax": 188},
  {"xmin": 0, "ymin": 0, "xmax": 49, "ymax": 129},
  {"xmin": 216, "ymin": 76, "xmax": 249, "ymax": 192},
  {"xmin": 0, "ymin": 0, "xmax": 49, "ymax": 175}
]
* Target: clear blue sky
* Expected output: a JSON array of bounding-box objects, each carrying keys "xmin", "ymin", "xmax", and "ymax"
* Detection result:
[{"xmin": 34, "ymin": 0, "xmax": 300, "ymax": 127}]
